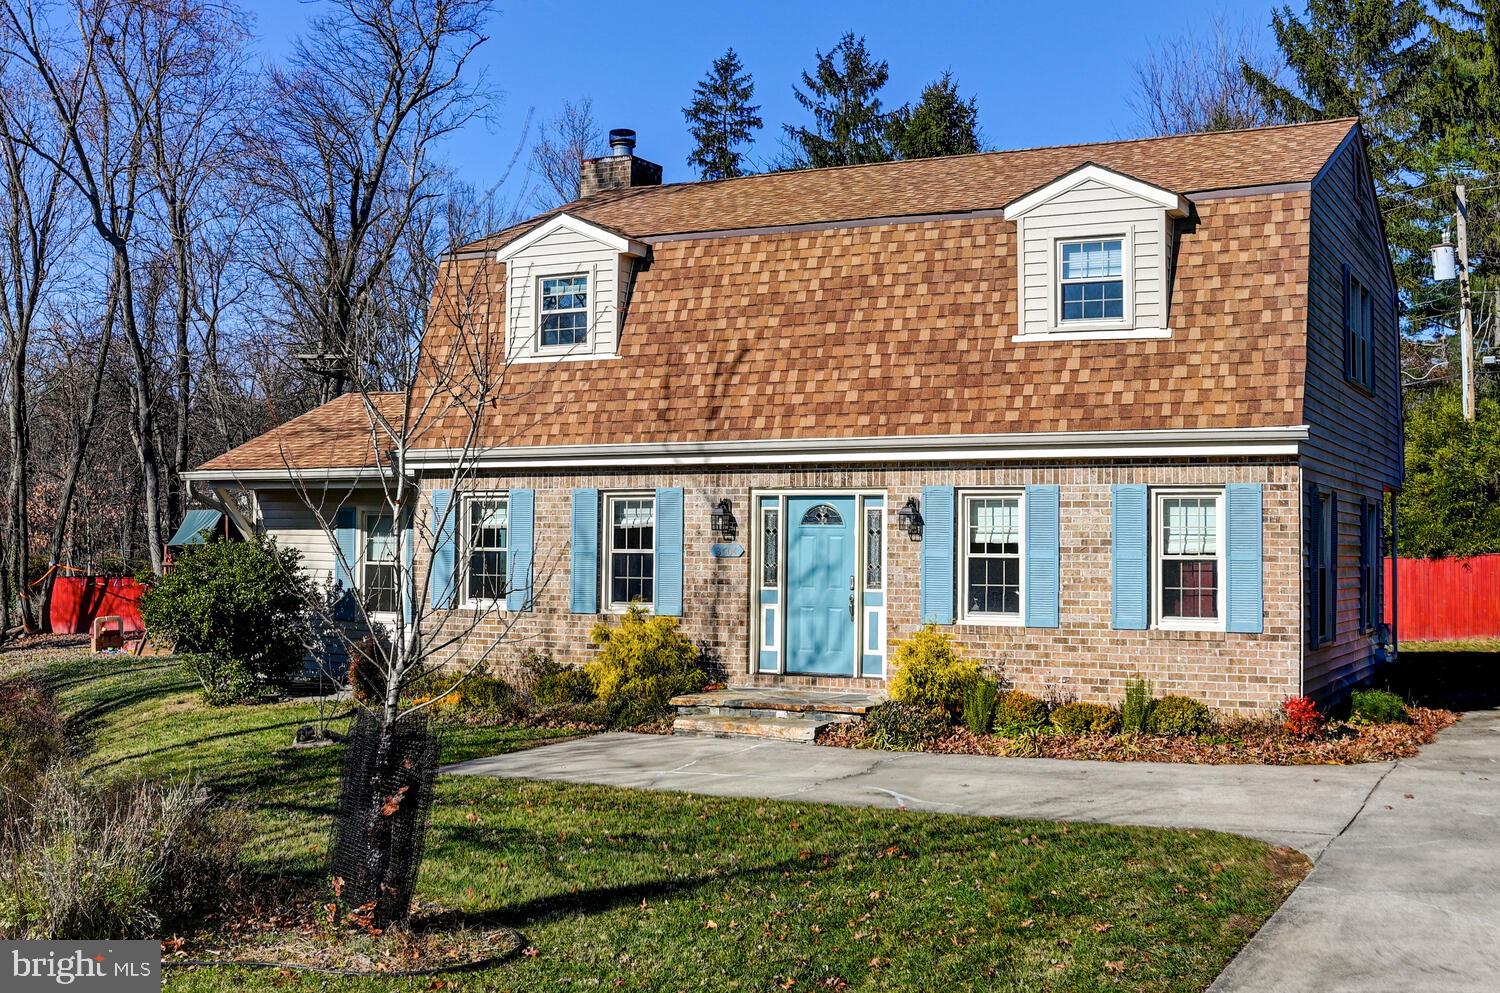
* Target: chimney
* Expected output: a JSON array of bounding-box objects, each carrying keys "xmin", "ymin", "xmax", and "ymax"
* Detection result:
[{"xmin": 579, "ymin": 128, "xmax": 663, "ymax": 198}]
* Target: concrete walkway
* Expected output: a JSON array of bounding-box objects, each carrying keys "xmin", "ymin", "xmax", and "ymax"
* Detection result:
[
  {"xmin": 444, "ymin": 731, "xmax": 1388, "ymax": 857},
  {"xmin": 1209, "ymin": 708, "xmax": 1500, "ymax": 993}
]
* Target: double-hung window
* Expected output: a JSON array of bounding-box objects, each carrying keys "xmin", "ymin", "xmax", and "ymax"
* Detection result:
[
  {"xmin": 1154, "ymin": 492, "xmax": 1224, "ymax": 628},
  {"xmin": 961, "ymin": 493, "xmax": 1023, "ymax": 621},
  {"xmin": 362, "ymin": 512, "xmax": 398, "ymax": 614},
  {"xmin": 1346, "ymin": 271, "xmax": 1374, "ymax": 391},
  {"xmin": 539, "ymin": 274, "xmax": 589, "ymax": 347},
  {"xmin": 1059, "ymin": 238, "xmax": 1125, "ymax": 323},
  {"xmin": 606, "ymin": 494, "xmax": 655, "ymax": 609},
  {"xmin": 465, "ymin": 495, "xmax": 508, "ymax": 604}
]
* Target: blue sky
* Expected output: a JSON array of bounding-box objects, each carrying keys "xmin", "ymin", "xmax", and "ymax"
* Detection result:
[{"xmin": 244, "ymin": 1, "xmax": 1283, "ymax": 195}]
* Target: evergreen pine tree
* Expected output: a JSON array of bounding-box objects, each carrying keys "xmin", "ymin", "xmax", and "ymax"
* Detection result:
[
  {"xmin": 682, "ymin": 48, "xmax": 763, "ymax": 180},
  {"xmin": 887, "ymin": 71, "xmax": 981, "ymax": 160},
  {"xmin": 783, "ymin": 33, "xmax": 894, "ymax": 168}
]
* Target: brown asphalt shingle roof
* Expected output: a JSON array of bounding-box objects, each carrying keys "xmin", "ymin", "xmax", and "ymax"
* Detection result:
[
  {"xmin": 196, "ymin": 119, "xmax": 1357, "ymax": 474},
  {"xmin": 194, "ymin": 393, "xmax": 404, "ymax": 474}
]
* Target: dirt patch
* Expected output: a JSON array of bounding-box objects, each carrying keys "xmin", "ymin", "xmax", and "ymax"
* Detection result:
[{"xmin": 1264, "ymin": 845, "xmax": 1313, "ymax": 893}]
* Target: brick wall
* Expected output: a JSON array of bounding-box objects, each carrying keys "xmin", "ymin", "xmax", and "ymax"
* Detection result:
[{"xmin": 417, "ymin": 458, "xmax": 1303, "ymax": 715}]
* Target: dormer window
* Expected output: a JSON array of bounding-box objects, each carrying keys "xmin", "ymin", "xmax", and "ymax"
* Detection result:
[
  {"xmin": 540, "ymin": 275, "xmax": 589, "ymax": 347},
  {"xmin": 1059, "ymin": 239, "xmax": 1125, "ymax": 322}
]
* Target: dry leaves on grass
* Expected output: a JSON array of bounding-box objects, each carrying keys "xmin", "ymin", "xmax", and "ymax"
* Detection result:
[{"xmin": 819, "ymin": 708, "xmax": 1459, "ymax": 765}]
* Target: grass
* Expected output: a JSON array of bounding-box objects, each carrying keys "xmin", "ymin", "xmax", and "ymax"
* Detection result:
[{"xmin": 23, "ymin": 655, "xmax": 1308, "ymax": 992}]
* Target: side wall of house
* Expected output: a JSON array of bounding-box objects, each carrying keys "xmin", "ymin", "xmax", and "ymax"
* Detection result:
[
  {"xmin": 415, "ymin": 459, "xmax": 1302, "ymax": 715},
  {"xmin": 1302, "ymin": 135, "xmax": 1403, "ymax": 701}
]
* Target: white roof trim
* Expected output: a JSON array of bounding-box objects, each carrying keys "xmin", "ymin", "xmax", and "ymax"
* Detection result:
[
  {"xmin": 494, "ymin": 212, "xmax": 648, "ymax": 260},
  {"xmin": 402, "ymin": 425, "xmax": 1309, "ymax": 469},
  {"xmin": 180, "ymin": 466, "xmax": 391, "ymax": 484},
  {"xmin": 1003, "ymin": 163, "xmax": 1190, "ymax": 220}
]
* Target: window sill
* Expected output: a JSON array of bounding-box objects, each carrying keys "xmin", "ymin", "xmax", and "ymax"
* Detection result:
[
  {"xmin": 1013, "ymin": 327, "xmax": 1170, "ymax": 343},
  {"xmin": 453, "ymin": 601, "xmax": 509, "ymax": 613},
  {"xmin": 1155, "ymin": 620, "xmax": 1226, "ymax": 634},
  {"xmin": 959, "ymin": 613, "xmax": 1025, "ymax": 628},
  {"xmin": 606, "ymin": 603, "xmax": 656, "ymax": 615},
  {"xmin": 506, "ymin": 350, "xmax": 620, "ymax": 365}
]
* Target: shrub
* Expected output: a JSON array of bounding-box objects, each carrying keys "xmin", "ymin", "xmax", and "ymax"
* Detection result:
[
  {"xmin": 460, "ymin": 674, "xmax": 524, "ymax": 711},
  {"xmin": 0, "ymin": 767, "xmax": 244, "ymax": 939},
  {"xmin": 534, "ymin": 667, "xmax": 596, "ymax": 706},
  {"xmin": 179, "ymin": 653, "xmax": 255, "ymax": 707},
  {"xmin": 1051, "ymin": 702, "xmax": 1121, "ymax": 736},
  {"xmin": 0, "ymin": 677, "xmax": 67, "ymax": 815},
  {"xmin": 962, "ymin": 678, "xmax": 1001, "ymax": 734},
  {"xmin": 1149, "ymin": 695, "xmax": 1213, "ymax": 737},
  {"xmin": 1350, "ymin": 689, "xmax": 1409, "ymax": 725},
  {"xmin": 1281, "ymin": 696, "xmax": 1323, "ymax": 740},
  {"xmin": 1121, "ymin": 678, "xmax": 1155, "ymax": 734},
  {"xmin": 865, "ymin": 701, "xmax": 949, "ymax": 751},
  {"xmin": 586, "ymin": 607, "xmax": 706, "ymax": 726},
  {"xmin": 347, "ymin": 637, "xmax": 388, "ymax": 704},
  {"xmin": 140, "ymin": 535, "xmax": 311, "ymax": 690},
  {"xmin": 995, "ymin": 690, "xmax": 1050, "ymax": 735},
  {"xmin": 888, "ymin": 626, "xmax": 984, "ymax": 715}
]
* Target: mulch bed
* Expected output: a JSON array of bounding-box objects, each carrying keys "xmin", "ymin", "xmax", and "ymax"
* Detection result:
[
  {"xmin": 819, "ymin": 707, "xmax": 1460, "ymax": 765},
  {"xmin": 163, "ymin": 895, "xmax": 527, "ymax": 977}
]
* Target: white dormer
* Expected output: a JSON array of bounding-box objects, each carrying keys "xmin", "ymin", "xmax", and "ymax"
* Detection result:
[
  {"xmin": 1003, "ymin": 164, "xmax": 1189, "ymax": 342},
  {"xmin": 496, "ymin": 213, "xmax": 648, "ymax": 362}
]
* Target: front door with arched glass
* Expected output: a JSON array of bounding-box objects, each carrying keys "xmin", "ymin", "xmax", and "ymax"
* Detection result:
[{"xmin": 785, "ymin": 495, "xmax": 857, "ymax": 675}]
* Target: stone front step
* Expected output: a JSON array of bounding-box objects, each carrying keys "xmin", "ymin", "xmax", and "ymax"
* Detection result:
[{"xmin": 669, "ymin": 686, "xmax": 886, "ymax": 741}]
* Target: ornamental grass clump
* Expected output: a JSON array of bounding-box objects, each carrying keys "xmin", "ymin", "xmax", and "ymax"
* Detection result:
[
  {"xmin": 1349, "ymin": 689, "xmax": 1409, "ymax": 725},
  {"xmin": 1149, "ymin": 695, "xmax": 1214, "ymax": 737},
  {"xmin": 1050, "ymin": 702, "xmax": 1121, "ymax": 736},
  {"xmin": 962, "ymin": 677, "xmax": 1001, "ymax": 734},
  {"xmin": 1120, "ymin": 678, "xmax": 1155, "ymax": 734},
  {"xmin": 888, "ymin": 626, "xmax": 983, "ymax": 716},
  {"xmin": 866, "ymin": 701, "xmax": 949, "ymax": 751}
]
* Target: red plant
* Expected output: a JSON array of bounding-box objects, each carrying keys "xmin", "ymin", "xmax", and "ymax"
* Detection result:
[{"xmin": 1281, "ymin": 695, "xmax": 1323, "ymax": 740}]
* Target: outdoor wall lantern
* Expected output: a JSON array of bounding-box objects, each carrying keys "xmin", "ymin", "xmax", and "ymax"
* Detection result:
[
  {"xmin": 897, "ymin": 497, "xmax": 923, "ymax": 540},
  {"xmin": 709, "ymin": 497, "xmax": 737, "ymax": 539}
]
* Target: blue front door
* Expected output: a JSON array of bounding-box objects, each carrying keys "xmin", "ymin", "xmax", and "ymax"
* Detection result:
[{"xmin": 786, "ymin": 496, "xmax": 856, "ymax": 676}]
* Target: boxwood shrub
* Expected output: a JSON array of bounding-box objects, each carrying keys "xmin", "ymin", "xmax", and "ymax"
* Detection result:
[
  {"xmin": 1149, "ymin": 695, "xmax": 1213, "ymax": 737},
  {"xmin": 1050, "ymin": 701, "xmax": 1121, "ymax": 736}
]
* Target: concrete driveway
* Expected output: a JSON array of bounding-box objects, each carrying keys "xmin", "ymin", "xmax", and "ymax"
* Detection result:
[
  {"xmin": 445, "ymin": 731, "xmax": 1388, "ymax": 857},
  {"xmin": 448, "ymin": 715, "xmax": 1500, "ymax": 991}
]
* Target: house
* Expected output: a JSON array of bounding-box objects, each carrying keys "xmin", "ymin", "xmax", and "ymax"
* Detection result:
[{"xmin": 182, "ymin": 119, "xmax": 1401, "ymax": 715}]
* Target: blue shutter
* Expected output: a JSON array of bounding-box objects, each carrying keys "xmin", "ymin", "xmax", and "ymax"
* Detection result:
[
  {"xmin": 1111, "ymin": 484, "xmax": 1148, "ymax": 630},
  {"xmin": 333, "ymin": 506, "xmax": 357, "ymax": 593},
  {"xmin": 570, "ymin": 488, "xmax": 599, "ymax": 613},
  {"xmin": 428, "ymin": 489, "xmax": 455, "ymax": 609},
  {"xmin": 1328, "ymin": 491, "xmax": 1339, "ymax": 640},
  {"xmin": 1341, "ymin": 262, "xmax": 1352, "ymax": 381},
  {"xmin": 919, "ymin": 486, "xmax": 955, "ymax": 624},
  {"xmin": 1024, "ymin": 485, "xmax": 1060, "ymax": 628},
  {"xmin": 401, "ymin": 510, "xmax": 415, "ymax": 626},
  {"xmin": 1225, "ymin": 483, "xmax": 1264, "ymax": 634},
  {"xmin": 507, "ymin": 489, "xmax": 534, "ymax": 611},
  {"xmin": 654, "ymin": 487, "xmax": 684, "ymax": 616}
]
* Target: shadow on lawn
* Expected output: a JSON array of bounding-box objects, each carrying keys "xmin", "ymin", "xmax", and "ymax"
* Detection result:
[{"xmin": 1386, "ymin": 645, "xmax": 1500, "ymax": 712}]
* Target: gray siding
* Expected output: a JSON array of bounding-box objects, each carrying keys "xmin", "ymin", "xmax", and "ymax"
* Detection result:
[{"xmin": 1301, "ymin": 134, "xmax": 1401, "ymax": 701}]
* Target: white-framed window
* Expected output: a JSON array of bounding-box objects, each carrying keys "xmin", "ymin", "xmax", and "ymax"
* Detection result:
[
  {"xmin": 361, "ymin": 511, "xmax": 398, "ymax": 615},
  {"xmin": 463, "ymin": 494, "xmax": 508, "ymax": 605},
  {"xmin": 960, "ymin": 492, "xmax": 1024, "ymax": 622},
  {"xmin": 538, "ymin": 274, "xmax": 589, "ymax": 347},
  {"xmin": 605, "ymin": 494, "xmax": 655, "ymax": 609},
  {"xmin": 1059, "ymin": 237, "xmax": 1125, "ymax": 323},
  {"xmin": 1346, "ymin": 271, "xmax": 1374, "ymax": 392},
  {"xmin": 1153, "ymin": 491, "xmax": 1225, "ymax": 630}
]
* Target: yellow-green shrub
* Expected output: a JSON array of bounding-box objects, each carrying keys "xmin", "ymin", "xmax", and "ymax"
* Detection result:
[
  {"xmin": 586, "ymin": 606, "xmax": 707, "ymax": 725},
  {"xmin": 888, "ymin": 626, "xmax": 984, "ymax": 715}
]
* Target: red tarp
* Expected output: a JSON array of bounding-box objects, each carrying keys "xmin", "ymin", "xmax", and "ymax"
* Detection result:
[
  {"xmin": 1385, "ymin": 554, "xmax": 1500, "ymax": 642},
  {"xmin": 49, "ymin": 576, "xmax": 146, "ymax": 635}
]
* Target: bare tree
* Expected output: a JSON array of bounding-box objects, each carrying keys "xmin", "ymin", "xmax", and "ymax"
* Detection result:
[
  {"xmin": 1128, "ymin": 15, "xmax": 1284, "ymax": 136},
  {"xmin": 248, "ymin": 0, "xmax": 493, "ymax": 404},
  {"xmin": 0, "ymin": 49, "xmax": 74, "ymax": 635},
  {"xmin": 529, "ymin": 97, "xmax": 604, "ymax": 208}
]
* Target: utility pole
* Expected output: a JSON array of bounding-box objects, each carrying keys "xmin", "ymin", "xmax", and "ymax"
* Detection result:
[{"xmin": 1457, "ymin": 183, "xmax": 1475, "ymax": 420}]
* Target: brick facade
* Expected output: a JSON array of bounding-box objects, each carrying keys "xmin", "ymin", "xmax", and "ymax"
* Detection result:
[{"xmin": 418, "ymin": 458, "xmax": 1306, "ymax": 716}]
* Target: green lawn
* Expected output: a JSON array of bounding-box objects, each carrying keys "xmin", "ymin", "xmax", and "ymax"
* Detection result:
[{"xmin": 25, "ymin": 656, "xmax": 1306, "ymax": 992}]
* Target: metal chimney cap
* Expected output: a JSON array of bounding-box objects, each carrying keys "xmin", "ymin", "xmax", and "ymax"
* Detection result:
[{"xmin": 608, "ymin": 128, "xmax": 636, "ymax": 156}]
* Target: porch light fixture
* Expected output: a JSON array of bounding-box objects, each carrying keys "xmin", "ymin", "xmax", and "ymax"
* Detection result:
[
  {"xmin": 897, "ymin": 497, "xmax": 923, "ymax": 540},
  {"xmin": 709, "ymin": 497, "xmax": 737, "ymax": 539}
]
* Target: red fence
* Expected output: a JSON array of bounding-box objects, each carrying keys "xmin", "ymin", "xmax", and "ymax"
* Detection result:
[
  {"xmin": 1385, "ymin": 554, "xmax": 1500, "ymax": 642},
  {"xmin": 48, "ymin": 577, "xmax": 146, "ymax": 635}
]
